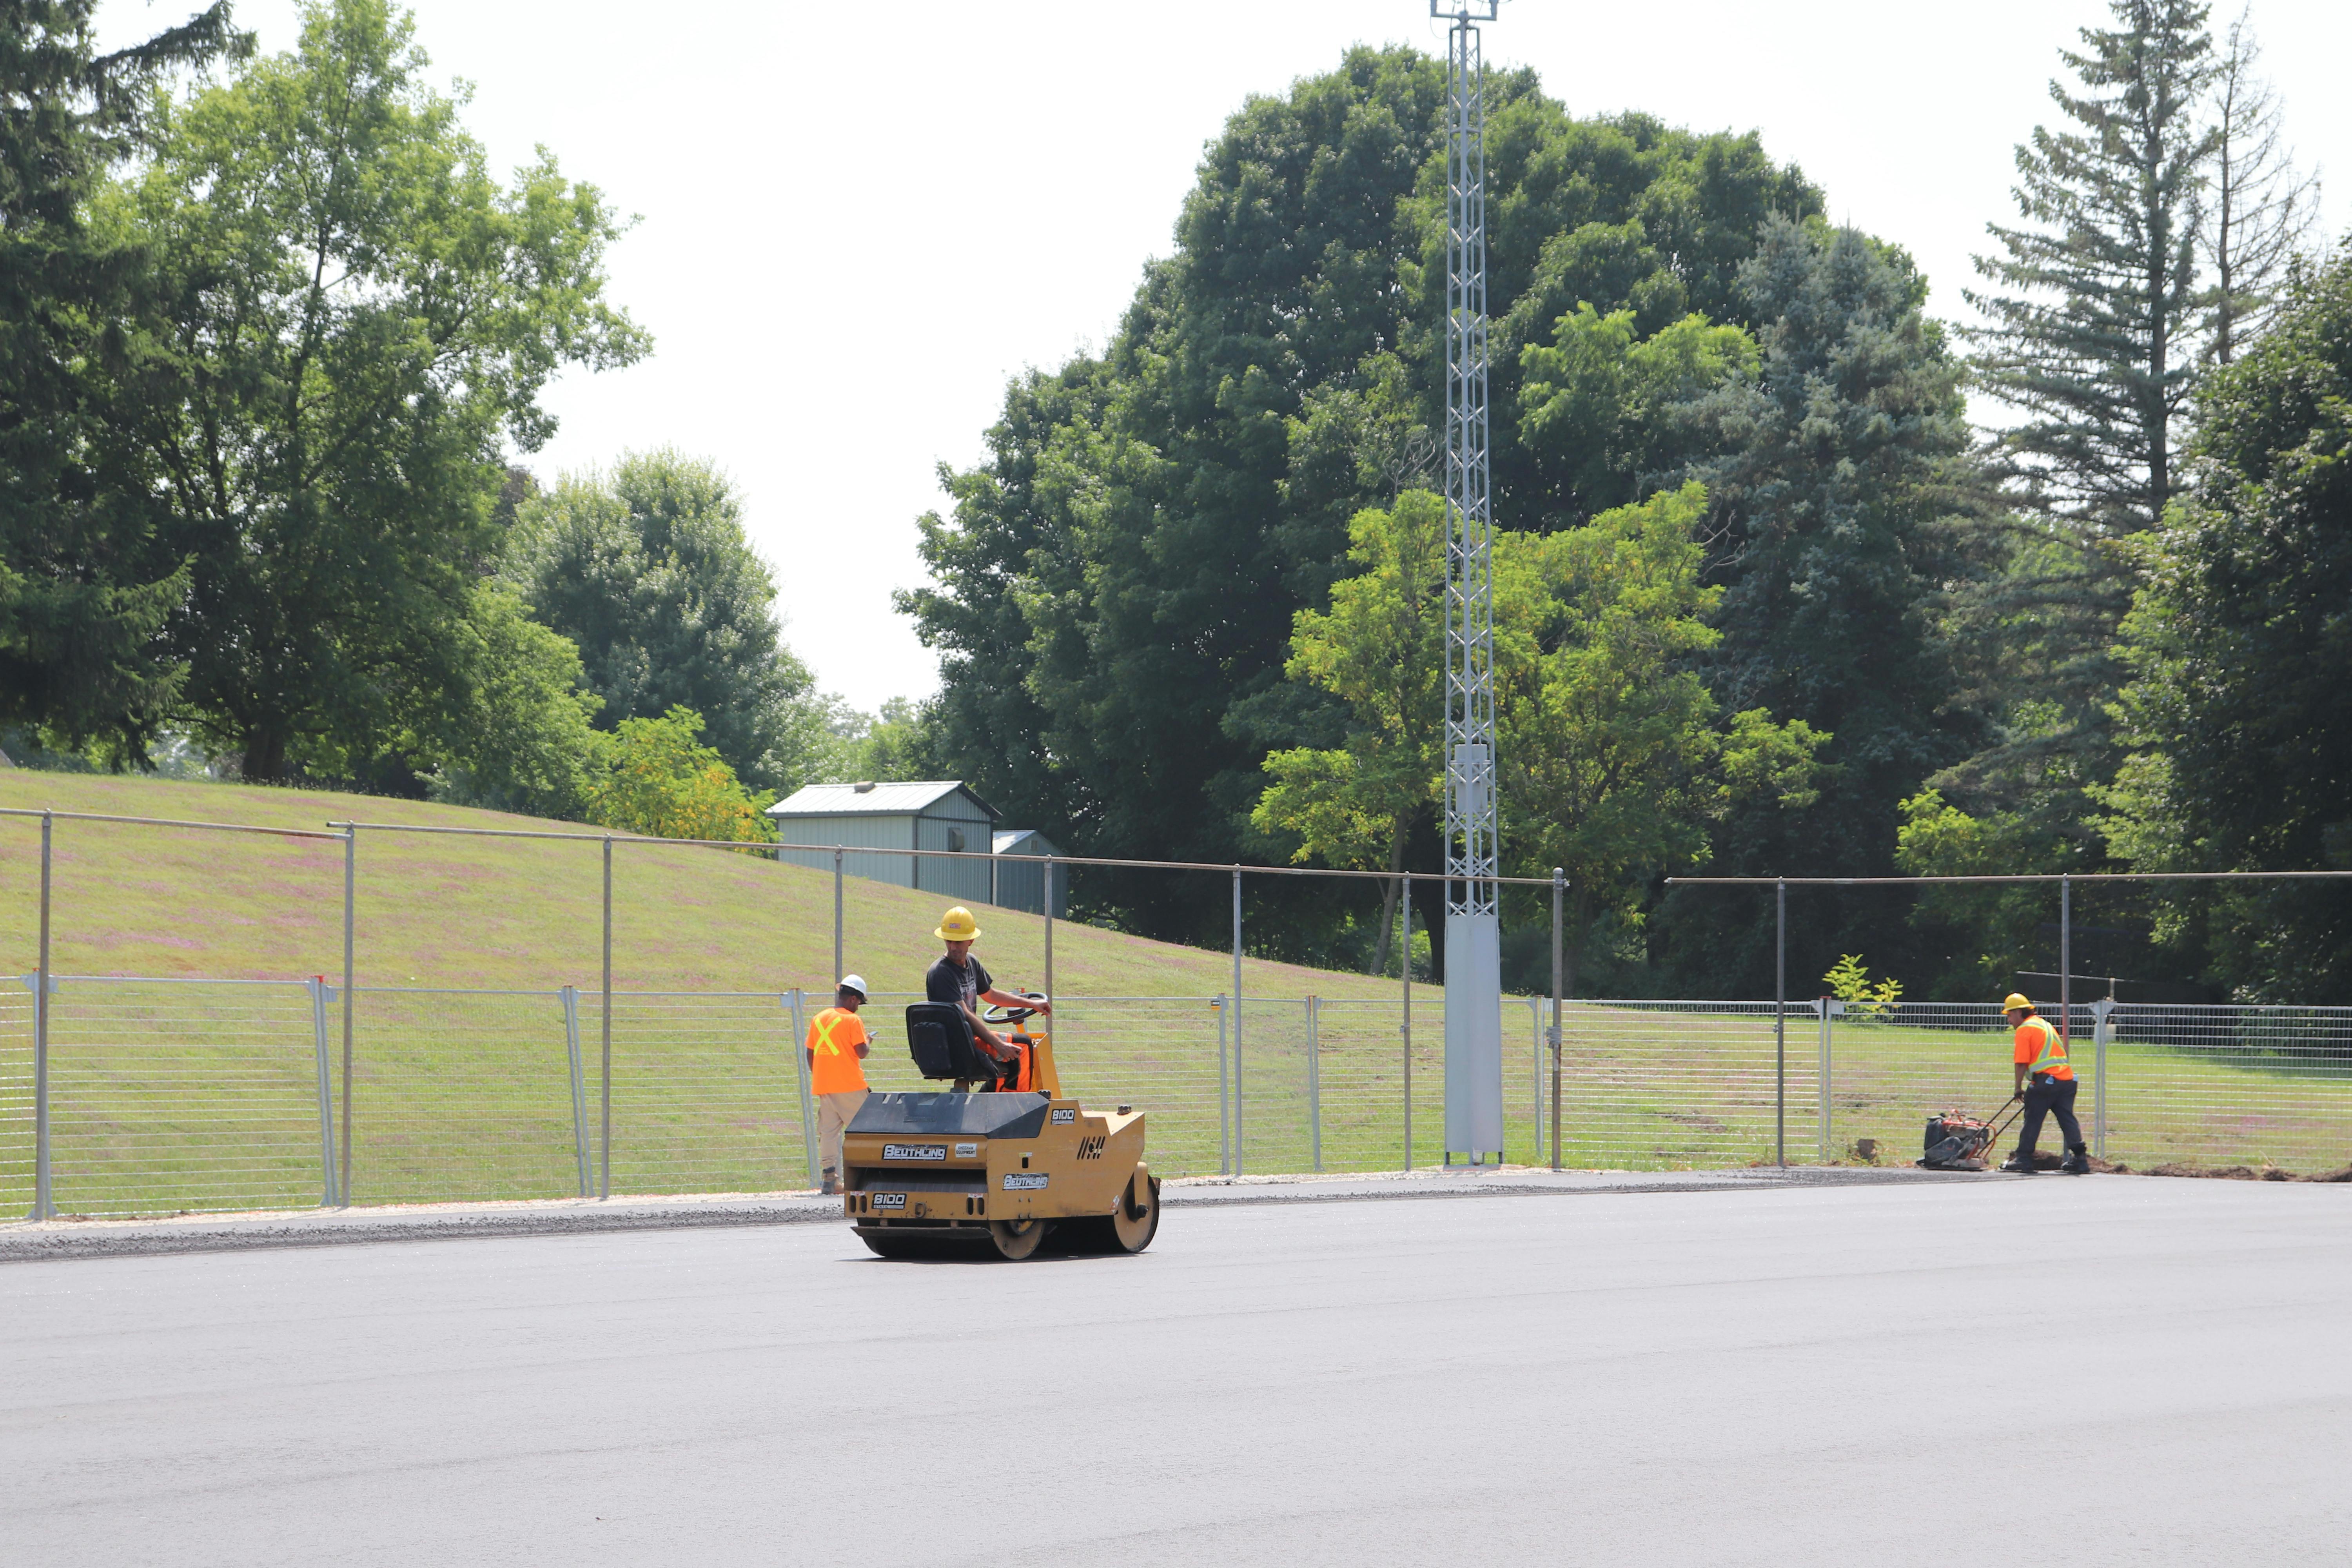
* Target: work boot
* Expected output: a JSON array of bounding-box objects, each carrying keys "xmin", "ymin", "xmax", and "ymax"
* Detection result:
[
  {"xmin": 820, "ymin": 1176, "xmax": 839, "ymax": 1196},
  {"xmin": 1998, "ymin": 1152, "xmax": 2038, "ymax": 1174},
  {"xmin": 2060, "ymin": 1148, "xmax": 2091, "ymax": 1175}
]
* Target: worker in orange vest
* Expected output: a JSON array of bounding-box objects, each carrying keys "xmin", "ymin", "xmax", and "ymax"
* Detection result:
[
  {"xmin": 806, "ymin": 975, "xmax": 871, "ymax": 1195},
  {"xmin": 1998, "ymin": 992, "xmax": 2089, "ymax": 1175}
]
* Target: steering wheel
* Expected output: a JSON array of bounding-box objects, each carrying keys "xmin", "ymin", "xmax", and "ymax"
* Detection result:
[{"xmin": 982, "ymin": 990, "xmax": 1049, "ymax": 1027}]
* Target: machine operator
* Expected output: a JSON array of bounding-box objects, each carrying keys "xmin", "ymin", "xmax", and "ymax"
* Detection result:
[
  {"xmin": 1999, "ymin": 992, "xmax": 2091, "ymax": 1175},
  {"xmin": 927, "ymin": 905, "xmax": 1050, "ymax": 1086}
]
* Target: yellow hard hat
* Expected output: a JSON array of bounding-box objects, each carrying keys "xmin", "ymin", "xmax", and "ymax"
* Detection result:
[
  {"xmin": 2002, "ymin": 993, "xmax": 2033, "ymax": 1013},
  {"xmin": 935, "ymin": 906, "xmax": 981, "ymax": 942}
]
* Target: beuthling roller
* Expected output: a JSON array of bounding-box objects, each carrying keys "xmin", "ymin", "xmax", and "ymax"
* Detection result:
[{"xmin": 840, "ymin": 993, "xmax": 1159, "ymax": 1261}]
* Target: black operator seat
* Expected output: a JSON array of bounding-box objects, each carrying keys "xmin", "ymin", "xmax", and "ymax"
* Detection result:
[{"xmin": 904, "ymin": 1002, "xmax": 1003, "ymax": 1083}]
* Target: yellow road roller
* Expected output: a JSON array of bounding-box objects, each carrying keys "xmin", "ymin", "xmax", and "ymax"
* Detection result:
[{"xmin": 841, "ymin": 994, "xmax": 1160, "ymax": 1260}]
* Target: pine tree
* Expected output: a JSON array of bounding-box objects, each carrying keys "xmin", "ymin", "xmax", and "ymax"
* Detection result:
[
  {"xmin": 1967, "ymin": 0, "xmax": 2215, "ymax": 535},
  {"xmin": 2200, "ymin": 7, "xmax": 2319, "ymax": 367},
  {"xmin": 1936, "ymin": 0, "xmax": 2216, "ymax": 842},
  {"xmin": 0, "ymin": 2, "xmax": 245, "ymax": 760}
]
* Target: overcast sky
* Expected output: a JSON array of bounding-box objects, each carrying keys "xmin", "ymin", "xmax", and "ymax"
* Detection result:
[{"xmin": 95, "ymin": 0, "xmax": 2350, "ymax": 713}]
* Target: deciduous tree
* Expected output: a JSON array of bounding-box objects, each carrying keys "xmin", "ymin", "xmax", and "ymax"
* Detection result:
[
  {"xmin": 506, "ymin": 450, "xmax": 835, "ymax": 796},
  {"xmin": 2099, "ymin": 246, "xmax": 2352, "ymax": 1000},
  {"xmin": 103, "ymin": 0, "xmax": 645, "ymax": 779}
]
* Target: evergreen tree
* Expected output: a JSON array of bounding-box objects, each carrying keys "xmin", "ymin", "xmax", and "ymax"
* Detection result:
[
  {"xmin": 1656, "ymin": 218, "xmax": 1991, "ymax": 994},
  {"xmin": 1967, "ymin": 0, "xmax": 2216, "ymax": 536},
  {"xmin": 0, "ymin": 1, "xmax": 245, "ymax": 761},
  {"xmin": 1933, "ymin": 0, "xmax": 2219, "ymax": 902},
  {"xmin": 2199, "ymin": 7, "xmax": 2318, "ymax": 367}
]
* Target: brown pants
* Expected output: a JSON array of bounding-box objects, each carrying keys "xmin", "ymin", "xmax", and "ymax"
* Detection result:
[{"xmin": 817, "ymin": 1089, "xmax": 869, "ymax": 1184}]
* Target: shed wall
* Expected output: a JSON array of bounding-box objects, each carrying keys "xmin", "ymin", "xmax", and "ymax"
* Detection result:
[
  {"xmin": 773, "ymin": 814, "xmax": 915, "ymax": 888},
  {"xmin": 911, "ymin": 813, "xmax": 992, "ymax": 905}
]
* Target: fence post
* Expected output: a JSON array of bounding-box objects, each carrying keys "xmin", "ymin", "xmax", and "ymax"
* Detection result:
[
  {"xmin": 833, "ymin": 846, "xmax": 844, "ymax": 987},
  {"xmin": 788, "ymin": 989, "xmax": 818, "ymax": 1189},
  {"xmin": 33, "ymin": 809, "xmax": 53, "ymax": 1221},
  {"xmin": 1818, "ymin": 997, "xmax": 1833, "ymax": 1162},
  {"xmin": 2090, "ymin": 996, "xmax": 2114, "ymax": 1161},
  {"xmin": 561, "ymin": 986, "xmax": 589, "ymax": 1198},
  {"xmin": 1215, "ymin": 994, "xmax": 1230, "ymax": 1175},
  {"xmin": 1401, "ymin": 869, "xmax": 1412, "ymax": 1172},
  {"xmin": 1231, "ymin": 867, "xmax": 1244, "ymax": 1180},
  {"xmin": 2060, "ymin": 874, "xmax": 2072, "ymax": 1056},
  {"xmin": 1550, "ymin": 867, "xmax": 1564, "ymax": 1174},
  {"xmin": 1775, "ymin": 877, "xmax": 1787, "ymax": 1169},
  {"xmin": 309, "ymin": 977, "xmax": 338, "ymax": 1206},
  {"xmin": 1528, "ymin": 998, "xmax": 1541, "ymax": 1165},
  {"xmin": 1044, "ymin": 856, "xmax": 1054, "ymax": 1006},
  {"xmin": 340, "ymin": 826, "xmax": 355, "ymax": 1208},
  {"xmin": 601, "ymin": 835, "xmax": 613, "ymax": 1201},
  {"xmin": 1307, "ymin": 995, "xmax": 1321, "ymax": 1173}
]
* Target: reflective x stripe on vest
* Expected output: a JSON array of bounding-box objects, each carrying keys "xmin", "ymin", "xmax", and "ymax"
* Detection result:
[
  {"xmin": 809, "ymin": 1007, "xmax": 864, "ymax": 1093},
  {"xmin": 2022, "ymin": 1015, "xmax": 2069, "ymax": 1076}
]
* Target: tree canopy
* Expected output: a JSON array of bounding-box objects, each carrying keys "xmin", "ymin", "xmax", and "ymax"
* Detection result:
[
  {"xmin": 2099, "ymin": 246, "xmax": 2352, "ymax": 1000},
  {"xmin": 505, "ymin": 449, "xmax": 833, "ymax": 796},
  {"xmin": 0, "ymin": 0, "xmax": 246, "ymax": 761},
  {"xmin": 903, "ymin": 47, "xmax": 1828, "ymax": 951},
  {"xmin": 100, "ymin": 0, "xmax": 645, "ymax": 780}
]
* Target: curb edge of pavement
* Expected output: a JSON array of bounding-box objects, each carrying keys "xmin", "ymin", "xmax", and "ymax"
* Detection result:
[{"xmin": 0, "ymin": 1165, "xmax": 1979, "ymax": 1265}]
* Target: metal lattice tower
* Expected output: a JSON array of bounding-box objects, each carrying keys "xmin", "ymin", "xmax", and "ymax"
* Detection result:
[
  {"xmin": 1437, "ymin": 0, "xmax": 1497, "ymax": 922},
  {"xmin": 1434, "ymin": 0, "xmax": 1504, "ymax": 1162}
]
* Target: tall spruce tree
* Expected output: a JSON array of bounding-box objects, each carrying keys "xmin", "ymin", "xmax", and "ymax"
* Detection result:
[
  {"xmin": 1653, "ymin": 218, "xmax": 1991, "ymax": 994},
  {"xmin": 2200, "ymin": 7, "xmax": 2318, "ymax": 367},
  {"xmin": 0, "ymin": 1, "xmax": 245, "ymax": 760},
  {"xmin": 1938, "ymin": 0, "xmax": 2217, "ymax": 856},
  {"xmin": 1968, "ymin": 0, "xmax": 2215, "ymax": 535}
]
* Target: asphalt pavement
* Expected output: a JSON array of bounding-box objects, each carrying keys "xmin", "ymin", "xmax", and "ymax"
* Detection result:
[{"xmin": 4, "ymin": 1174, "xmax": 2346, "ymax": 1565}]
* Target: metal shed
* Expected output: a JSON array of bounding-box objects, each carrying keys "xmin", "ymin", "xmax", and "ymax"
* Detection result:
[
  {"xmin": 768, "ymin": 781, "xmax": 999, "ymax": 906},
  {"xmin": 990, "ymin": 828, "xmax": 1065, "ymax": 917}
]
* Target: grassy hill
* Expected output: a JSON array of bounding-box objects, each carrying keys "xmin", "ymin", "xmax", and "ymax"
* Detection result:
[
  {"xmin": 0, "ymin": 771, "xmax": 1452, "ymax": 1214},
  {"xmin": 7, "ymin": 773, "xmax": 2338, "ymax": 1214},
  {"xmin": 0, "ymin": 770, "xmax": 1401, "ymax": 1000}
]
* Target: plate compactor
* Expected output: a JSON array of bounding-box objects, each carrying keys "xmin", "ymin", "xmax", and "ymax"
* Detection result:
[
  {"xmin": 1918, "ymin": 1096, "xmax": 2025, "ymax": 1170},
  {"xmin": 841, "ymin": 995, "xmax": 1160, "ymax": 1260}
]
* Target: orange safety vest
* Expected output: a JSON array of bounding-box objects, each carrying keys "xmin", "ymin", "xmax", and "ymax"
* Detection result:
[
  {"xmin": 2013, "ymin": 1014, "xmax": 2074, "ymax": 1081},
  {"xmin": 806, "ymin": 1007, "xmax": 869, "ymax": 1094}
]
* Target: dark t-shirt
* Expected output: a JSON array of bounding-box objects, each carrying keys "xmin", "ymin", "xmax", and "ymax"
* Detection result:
[{"xmin": 926, "ymin": 953, "xmax": 991, "ymax": 1013}]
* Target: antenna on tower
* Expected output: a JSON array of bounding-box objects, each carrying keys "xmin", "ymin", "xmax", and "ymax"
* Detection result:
[{"xmin": 1433, "ymin": 0, "xmax": 1504, "ymax": 1165}]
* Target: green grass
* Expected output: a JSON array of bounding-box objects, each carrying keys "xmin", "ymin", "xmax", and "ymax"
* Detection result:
[
  {"xmin": 2, "ymin": 774, "xmax": 2346, "ymax": 1215},
  {"xmin": 0, "ymin": 772, "xmax": 1426, "ymax": 1214},
  {"xmin": 0, "ymin": 771, "xmax": 1410, "ymax": 999}
]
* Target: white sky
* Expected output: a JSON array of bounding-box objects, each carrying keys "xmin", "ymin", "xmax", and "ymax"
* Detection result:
[{"xmin": 96, "ymin": 0, "xmax": 2351, "ymax": 713}]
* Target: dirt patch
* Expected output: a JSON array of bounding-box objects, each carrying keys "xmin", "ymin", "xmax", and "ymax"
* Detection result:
[{"xmin": 2141, "ymin": 1160, "xmax": 2352, "ymax": 1183}]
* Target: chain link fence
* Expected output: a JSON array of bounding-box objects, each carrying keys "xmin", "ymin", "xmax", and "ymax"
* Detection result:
[{"xmin": 4, "ymin": 978, "xmax": 2349, "ymax": 1217}]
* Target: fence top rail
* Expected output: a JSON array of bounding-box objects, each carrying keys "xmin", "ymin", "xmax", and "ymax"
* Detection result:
[
  {"xmin": 1669, "ymin": 871, "xmax": 2352, "ymax": 886},
  {"xmin": 38, "ymin": 974, "xmax": 318, "ymax": 987},
  {"xmin": 11, "ymin": 976, "xmax": 2352, "ymax": 1018},
  {"xmin": 0, "ymin": 807, "xmax": 347, "ymax": 841},
  {"xmin": 322, "ymin": 817, "xmax": 1562, "ymax": 886}
]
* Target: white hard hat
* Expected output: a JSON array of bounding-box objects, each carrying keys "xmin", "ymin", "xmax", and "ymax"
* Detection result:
[{"xmin": 837, "ymin": 974, "xmax": 868, "ymax": 1000}]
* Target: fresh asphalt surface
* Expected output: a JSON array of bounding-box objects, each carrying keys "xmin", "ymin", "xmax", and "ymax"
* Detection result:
[{"xmin": 5, "ymin": 1176, "xmax": 2347, "ymax": 1566}]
